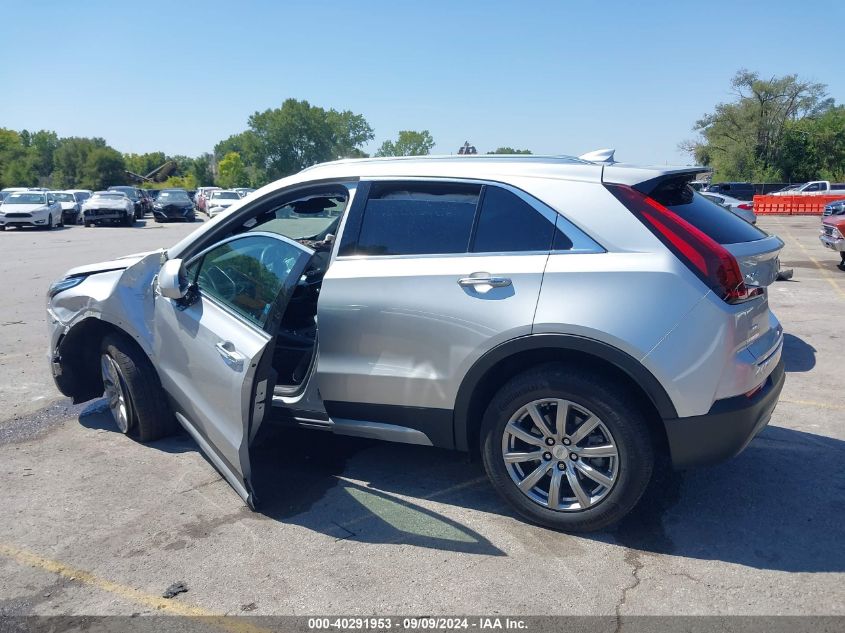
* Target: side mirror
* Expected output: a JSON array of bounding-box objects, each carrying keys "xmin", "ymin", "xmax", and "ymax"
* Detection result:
[{"xmin": 157, "ymin": 259, "xmax": 189, "ymax": 299}]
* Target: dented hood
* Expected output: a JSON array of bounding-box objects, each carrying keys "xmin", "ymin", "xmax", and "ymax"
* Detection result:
[{"xmin": 63, "ymin": 249, "xmax": 164, "ymax": 278}]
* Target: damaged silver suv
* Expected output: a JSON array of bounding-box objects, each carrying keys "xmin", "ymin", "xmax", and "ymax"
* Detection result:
[{"xmin": 47, "ymin": 154, "xmax": 785, "ymax": 532}]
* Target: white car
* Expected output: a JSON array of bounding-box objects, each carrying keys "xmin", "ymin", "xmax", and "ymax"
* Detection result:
[
  {"xmin": 51, "ymin": 191, "xmax": 82, "ymax": 225},
  {"xmin": 206, "ymin": 189, "xmax": 241, "ymax": 217},
  {"xmin": 701, "ymin": 192, "xmax": 756, "ymax": 224},
  {"xmin": 0, "ymin": 191, "xmax": 64, "ymax": 230},
  {"xmin": 81, "ymin": 191, "xmax": 137, "ymax": 227}
]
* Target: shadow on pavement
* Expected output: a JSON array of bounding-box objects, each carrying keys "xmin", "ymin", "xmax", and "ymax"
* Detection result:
[
  {"xmin": 77, "ymin": 399, "xmax": 844, "ymax": 568},
  {"xmin": 782, "ymin": 333, "xmax": 816, "ymax": 372},
  {"xmin": 251, "ymin": 425, "xmax": 505, "ymax": 556},
  {"xmin": 78, "ymin": 399, "xmax": 195, "ymax": 454},
  {"xmin": 614, "ymin": 425, "xmax": 845, "ymax": 573}
]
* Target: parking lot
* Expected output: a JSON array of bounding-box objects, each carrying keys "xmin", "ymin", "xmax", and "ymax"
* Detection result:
[{"xmin": 0, "ymin": 216, "xmax": 842, "ymax": 617}]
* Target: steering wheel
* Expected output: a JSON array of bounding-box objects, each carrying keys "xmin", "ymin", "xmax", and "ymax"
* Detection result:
[{"xmin": 201, "ymin": 266, "xmax": 236, "ymax": 299}]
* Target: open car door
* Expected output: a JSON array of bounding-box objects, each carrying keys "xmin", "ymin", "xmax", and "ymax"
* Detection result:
[{"xmin": 153, "ymin": 232, "xmax": 314, "ymax": 509}]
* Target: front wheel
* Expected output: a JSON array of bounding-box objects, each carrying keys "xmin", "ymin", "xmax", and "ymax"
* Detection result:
[
  {"xmin": 100, "ymin": 333, "xmax": 177, "ymax": 442},
  {"xmin": 480, "ymin": 363, "xmax": 654, "ymax": 532}
]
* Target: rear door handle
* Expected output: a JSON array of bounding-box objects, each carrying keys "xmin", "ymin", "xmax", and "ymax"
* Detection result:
[
  {"xmin": 458, "ymin": 273, "xmax": 512, "ymax": 288},
  {"xmin": 216, "ymin": 341, "xmax": 245, "ymax": 369}
]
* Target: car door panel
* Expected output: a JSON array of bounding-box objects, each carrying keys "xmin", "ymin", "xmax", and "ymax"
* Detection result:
[
  {"xmin": 317, "ymin": 253, "xmax": 547, "ymax": 413},
  {"xmin": 152, "ymin": 232, "xmax": 313, "ymax": 508}
]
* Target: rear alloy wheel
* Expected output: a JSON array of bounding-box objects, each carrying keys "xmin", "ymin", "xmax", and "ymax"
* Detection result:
[
  {"xmin": 481, "ymin": 363, "xmax": 654, "ymax": 532},
  {"xmin": 501, "ymin": 398, "xmax": 620, "ymax": 511},
  {"xmin": 100, "ymin": 333, "xmax": 177, "ymax": 442}
]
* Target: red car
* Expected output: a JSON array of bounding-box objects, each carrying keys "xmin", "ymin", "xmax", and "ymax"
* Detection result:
[{"xmin": 820, "ymin": 213, "xmax": 845, "ymax": 265}]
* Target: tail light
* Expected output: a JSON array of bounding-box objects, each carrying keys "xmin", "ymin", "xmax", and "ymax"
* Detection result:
[
  {"xmin": 605, "ymin": 183, "xmax": 753, "ymax": 304},
  {"xmin": 737, "ymin": 203, "xmax": 753, "ymax": 211}
]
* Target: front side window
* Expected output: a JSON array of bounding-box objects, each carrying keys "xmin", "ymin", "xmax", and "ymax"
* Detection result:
[
  {"xmin": 189, "ymin": 235, "xmax": 310, "ymax": 329},
  {"xmin": 354, "ymin": 182, "xmax": 480, "ymax": 256}
]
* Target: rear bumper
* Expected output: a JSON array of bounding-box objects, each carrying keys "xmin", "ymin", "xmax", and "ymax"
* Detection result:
[{"xmin": 662, "ymin": 359, "xmax": 785, "ymax": 469}]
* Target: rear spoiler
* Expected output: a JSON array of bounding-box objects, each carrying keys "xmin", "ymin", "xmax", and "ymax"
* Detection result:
[{"xmin": 602, "ymin": 165, "xmax": 710, "ymax": 196}]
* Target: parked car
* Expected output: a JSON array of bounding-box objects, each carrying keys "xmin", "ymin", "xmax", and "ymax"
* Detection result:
[
  {"xmin": 206, "ymin": 189, "xmax": 241, "ymax": 217},
  {"xmin": 81, "ymin": 191, "xmax": 136, "ymax": 227},
  {"xmin": 0, "ymin": 191, "xmax": 63, "ymax": 229},
  {"xmin": 234, "ymin": 187, "xmax": 256, "ymax": 198},
  {"xmin": 196, "ymin": 186, "xmax": 221, "ymax": 214},
  {"xmin": 46, "ymin": 155, "xmax": 785, "ymax": 532},
  {"xmin": 67, "ymin": 189, "xmax": 93, "ymax": 209},
  {"xmin": 51, "ymin": 191, "xmax": 83, "ymax": 225},
  {"xmin": 819, "ymin": 213, "xmax": 845, "ymax": 265},
  {"xmin": 701, "ymin": 192, "xmax": 756, "ymax": 224},
  {"xmin": 773, "ymin": 180, "xmax": 845, "ymax": 196},
  {"xmin": 152, "ymin": 189, "xmax": 196, "ymax": 222},
  {"xmin": 107, "ymin": 186, "xmax": 148, "ymax": 217},
  {"xmin": 704, "ymin": 182, "xmax": 755, "ymax": 201},
  {"xmin": 822, "ymin": 198, "xmax": 845, "ymax": 217}
]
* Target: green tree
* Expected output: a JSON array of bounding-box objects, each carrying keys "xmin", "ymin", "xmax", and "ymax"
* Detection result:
[
  {"xmin": 486, "ymin": 147, "xmax": 532, "ymax": 154},
  {"xmin": 217, "ymin": 152, "xmax": 248, "ymax": 188},
  {"xmin": 375, "ymin": 130, "xmax": 435, "ymax": 157},
  {"xmin": 80, "ymin": 147, "xmax": 126, "ymax": 190},
  {"xmin": 681, "ymin": 69, "xmax": 833, "ymax": 181},
  {"xmin": 776, "ymin": 106, "xmax": 845, "ymax": 182},
  {"xmin": 52, "ymin": 137, "xmax": 107, "ymax": 188},
  {"xmin": 25, "ymin": 130, "xmax": 60, "ymax": 184},
  {"xmin": 124, "ymin": 151, "xmax": 167, "ymax": 179},
  {"xmin": 224, "ymin": 98, "xmax": 374, "ymax": 182},
  {"xmin": 0, "ymin": 129, "xmax": 24, "ymax": 188},
  {"xmin": 189, "ymin": 153, "xmax": 215, "ymax": 186}
]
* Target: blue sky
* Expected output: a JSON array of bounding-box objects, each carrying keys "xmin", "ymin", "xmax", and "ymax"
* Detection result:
[{"xmin": 1, "ymin": 0, "xmax": 843, "ymax": 165}]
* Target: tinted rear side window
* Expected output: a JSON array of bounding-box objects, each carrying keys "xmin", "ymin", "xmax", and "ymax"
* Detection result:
[
  {"xmin": 472, "ymin": 186, "xmax": 558, "ymax": 253},
  {"xmin": 355, "ymin": 182, "xmax": 480, "ymax": 256},
  {"xmin": 650, "ymin": 180, "xmax": 765, "ymax": 244}
]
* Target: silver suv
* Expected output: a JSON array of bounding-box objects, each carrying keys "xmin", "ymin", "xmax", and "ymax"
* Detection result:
[{"xmin": 46, "ymin": 155, "xmax": 785, "ymax": 532}]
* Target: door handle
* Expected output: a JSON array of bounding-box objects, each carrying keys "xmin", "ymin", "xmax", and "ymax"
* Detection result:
[
  {"xmin": 458, "ymin": 273, "xmax": 512, "ymax": 288},
  {"xmin": 215, "ymin": 341, "xmax": 245, "ymax": 369}
]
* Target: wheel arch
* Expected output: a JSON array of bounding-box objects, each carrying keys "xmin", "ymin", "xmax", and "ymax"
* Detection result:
[
  {"xmin": 453, "ymin": 334, "xmax": 676, "ymax": 453},
  {"xmin": 54, "ymin": 317, "xmax": 149, "ymax": 403}
]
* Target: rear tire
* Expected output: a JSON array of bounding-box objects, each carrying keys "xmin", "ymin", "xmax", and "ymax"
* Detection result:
[
  {"xmin": 480, "ymin": 363, "xmax": 654, "ymax": 532},
  {"xmin": 100, "ymin": 333, "xmax": 177, "ymax": 442}
]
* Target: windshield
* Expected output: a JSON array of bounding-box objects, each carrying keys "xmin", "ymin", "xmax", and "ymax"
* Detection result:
[
  {"xmin": 53, "ymin": 193, "xmax": 75, "ymax": 202},
  {"xmin": 4, "ymin": 193, "xmax": 46, "ymax": 204},
  {"xmin": 243, "ymin": 193, "xmax": 348, "ymax": 242},
  {"xmin": 212, "ymin": 192, "xmax": 240, "ymax": 200},
  {"xmin": 158, "ymin": 192, "xmax": 190, "ymax": 202},
  {"xmin": 73, "ymin": 192, "xmax": 91, "ymax": 202}
]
